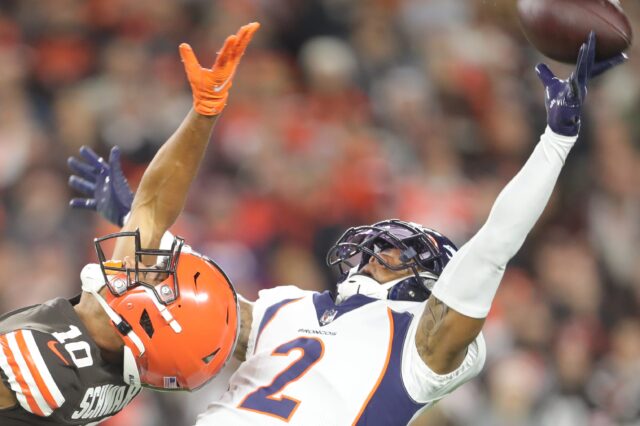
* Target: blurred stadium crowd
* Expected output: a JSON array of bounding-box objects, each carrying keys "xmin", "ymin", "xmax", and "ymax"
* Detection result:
[{"xmin": 1, "ymin": 0, "xmax": 640, "ymax": 425}]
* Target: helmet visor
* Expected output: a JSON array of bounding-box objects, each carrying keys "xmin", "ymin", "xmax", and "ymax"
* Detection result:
[
  {"xmin": 326, "ymin": 220, "xmax": 450, "ymax": 277},
  {"xmin": 326, "ymin": 224, "xmax": 423, "ymax": 275}
]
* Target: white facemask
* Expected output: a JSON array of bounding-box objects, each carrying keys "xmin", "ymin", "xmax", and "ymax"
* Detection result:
[
  {"xmin": 335, "ymin": 265, "xmax": 412, "ymax": 303},
  {"xmin": 335, "ymin": 267, "xmax": 438, "ymax": 304}
]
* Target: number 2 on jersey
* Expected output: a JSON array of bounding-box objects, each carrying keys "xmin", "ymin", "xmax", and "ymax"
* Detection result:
[{"xmin": 239, "ymin": 337, "xmax": 324, "ymax": 421}]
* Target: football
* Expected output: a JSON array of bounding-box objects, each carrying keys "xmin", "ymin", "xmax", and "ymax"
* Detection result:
[{"xmin": 517, "ymin": 0, "xmax": 633, "ymax": 63}]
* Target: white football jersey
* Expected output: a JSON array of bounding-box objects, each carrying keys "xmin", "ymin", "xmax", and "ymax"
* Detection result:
[{"xmin": 196, "ymin": 286, "xmax": 486, "ymax": 426}]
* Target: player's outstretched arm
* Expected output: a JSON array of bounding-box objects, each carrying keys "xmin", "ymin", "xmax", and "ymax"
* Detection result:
[
  {"xmin": 415, "ymin": 33, "xmax": 626, "ymax": 374},
  {"xmin": 69, "ymin": 23, "xmax": 261, "ymax": 231},
  {"xmin": 111, "ymin": 22, "xmax": 259, "ymax": 260}
]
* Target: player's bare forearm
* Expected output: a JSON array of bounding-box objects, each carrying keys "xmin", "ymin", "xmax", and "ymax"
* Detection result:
[
  {"xmin": 0, "ymin": 378, "xmax": 16, "ymax": 409},
  {"xmin": 233, "ymin": 300, "xmax": 253, "ymax": 361},
  {"xmin": 416, "ymin": 297, "xmax": 484, "ymax": 374},
  {"xmin": 111, "ymin": 23, "xmax": 259, "ymax": 261},
  {"xmin": 112, "ymin": 110, "xmax": 218, "ymax": 260},
  {"xmin": 128, "ymin": 109, "xmax": 217, "ymax": 231}
]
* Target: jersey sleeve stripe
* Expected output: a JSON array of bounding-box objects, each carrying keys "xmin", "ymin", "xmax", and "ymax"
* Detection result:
[
  {"xmin": 0, "ymin": 335, "xmax": 32, "ymax": 414},
  {"xmin": 351, "ymin": 308, "xmax": 394, "ymax": 425},
  {"xmin": 15, "ymin": 331, "xmax": 59, "ymax": 410},
  {"xmin": 22, "ymin": 331, "xmax": 66, "ymax": 407},
  {"xmin": 5, "ymin": 332, "xmax": 53, "ymax": 416},
  {"xmin": 18, "ymin": 330, "xmax": 65, "ymax": 409},
  {"xmin": 0, "ymin": 334, "xmax": 46, "ymax": 416}
]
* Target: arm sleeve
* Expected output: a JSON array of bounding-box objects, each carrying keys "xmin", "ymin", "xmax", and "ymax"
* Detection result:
[{"xmin": 431, "ymin": 127, "xmax": 578, "ymax": 318}]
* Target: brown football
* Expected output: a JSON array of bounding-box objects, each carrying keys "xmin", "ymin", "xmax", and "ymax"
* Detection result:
[{"xmin": 517, "ymin": 0, "xmax": 633, "ymax": 63}]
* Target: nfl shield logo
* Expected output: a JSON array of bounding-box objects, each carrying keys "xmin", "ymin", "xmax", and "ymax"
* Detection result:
[{"xmin": 320, "ymin": 309, "xmax": 338, "ymax": 326}]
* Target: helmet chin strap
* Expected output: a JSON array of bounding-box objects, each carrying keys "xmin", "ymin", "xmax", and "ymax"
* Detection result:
[
  {"xmin": 122, "ymin": 347, "xmax": 141, "ymax": 386},
  {"xmin": 80, "ymin": 263, "xmax": 144, "ymax": 386},
  {"xmin": 336, "ymin": 267, "xmax": 438, "ymax": 304}
]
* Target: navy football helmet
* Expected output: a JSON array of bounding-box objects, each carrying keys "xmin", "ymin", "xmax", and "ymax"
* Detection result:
[{"xmin": 326, "ymin": 219, "xmax": 457, "ymax": 302}]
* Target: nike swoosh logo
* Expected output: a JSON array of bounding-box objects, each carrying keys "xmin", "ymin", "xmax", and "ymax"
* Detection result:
[
  {"xmin": 48, "ymin": 340, "xmax": 70, "ymax": 366},
  {"xmin": 212, "ymin": 73, "xmax": 234, "ymax": 93}
]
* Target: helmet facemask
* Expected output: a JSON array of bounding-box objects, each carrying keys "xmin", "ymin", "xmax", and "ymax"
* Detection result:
[
  {"xmin": 94, "ymin": 230, "xmax": 184, "ymax": 305},
  {"xmin": 85, "ymin": 230, "xmax": 239, "ymax": 392},
  {"xmin": 326, "ymin": 219, "xmax": 457, "ymax": 302}
]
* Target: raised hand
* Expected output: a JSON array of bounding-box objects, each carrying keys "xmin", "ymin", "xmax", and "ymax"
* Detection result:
[
  {"xmin": 68, "ymin": 146, "xmax": 134, "ymax": 227},
  {"xmin": 180, "ymin": 22, "xmax": 260, "ymax": 116},
  {"xmin": 535, "ymin": 31, "xmax": 627, "ymax": 136}
]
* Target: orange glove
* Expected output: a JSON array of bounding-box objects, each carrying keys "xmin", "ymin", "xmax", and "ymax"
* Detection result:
[{"xmin": 180, "ymin": 22, "xmax": 260, "ymax": 116}]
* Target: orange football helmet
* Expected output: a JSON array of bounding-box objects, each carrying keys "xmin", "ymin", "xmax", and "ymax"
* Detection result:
[{"xmin": 82, "ymin": 230, "xmax": 239, "ymax": 391}]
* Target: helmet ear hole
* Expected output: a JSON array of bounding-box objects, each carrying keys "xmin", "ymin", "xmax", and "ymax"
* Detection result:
[
  {"xmin": 202, "ymin": 347, "xmax": 220, "ymax": 364},
  {"xmin": 139, "ymin": 309, "xmax": 155, "ymax": 338},
  {"xmin": 388, "ymin": 277, "xmax": 431, "ymax": 302},
  {"xmin": 193, "ymin": 272, "xmax": 200, "ymax": 290}
]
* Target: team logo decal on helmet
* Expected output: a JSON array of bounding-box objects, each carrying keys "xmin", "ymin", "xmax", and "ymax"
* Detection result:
[
  {"xmin": 82, "ymin": 230, "xmax": 240, "ymax": 391},
  {"xmin": 326, "ymin": 219, "xmax": 457, "ymax": 302}
]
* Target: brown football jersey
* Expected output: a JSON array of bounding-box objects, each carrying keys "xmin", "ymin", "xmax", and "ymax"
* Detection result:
[{"xmin": 0, "ymin": 298, "xmax": 141, "ymax": 425}]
